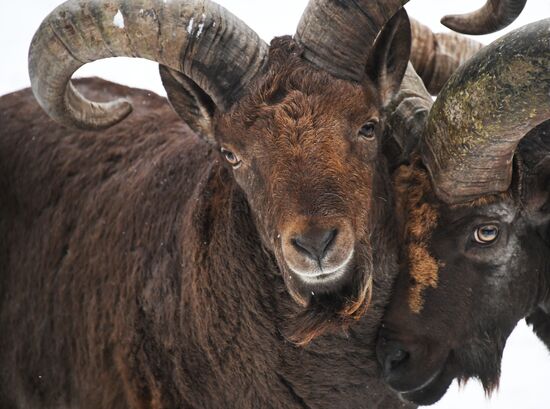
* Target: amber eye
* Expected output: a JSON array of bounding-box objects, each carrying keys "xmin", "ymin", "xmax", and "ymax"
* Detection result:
[
  {"xmin": 474, "ymin": 224, "xmax": 499, "ymax": 244},
  {"xmin": 220, "ymin": 147, "xmax": 242, "ymax": 169},
  {"xmin": 358, "ymin": 121, "xmax": 378, "ymax": 140}
]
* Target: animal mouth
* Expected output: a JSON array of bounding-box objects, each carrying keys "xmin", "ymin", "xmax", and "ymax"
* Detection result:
[
  {"xmin": 294, "ymin": 265, "xmax": 348, "ymax": 283},
  {"xmin": 395, "ymin": 364, "xmax": 454, "ymax": 406},
  {"xmin": 291, "ymin": 249, "xmax": 354, "ymax": 284}
]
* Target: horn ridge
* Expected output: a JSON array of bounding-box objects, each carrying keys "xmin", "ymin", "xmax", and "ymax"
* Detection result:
[
  {"xmin": 294, "ymin": 0, "xmax": 405, "ymax": 81},
  {"xmin": 410, "ymin": 18, "xmax": 483, "ymax": 95}
]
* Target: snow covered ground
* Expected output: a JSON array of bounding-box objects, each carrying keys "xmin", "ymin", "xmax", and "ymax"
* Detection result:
[{"xmin": 1, "ymin": 1, "xmax": 549, "ymax": 407}]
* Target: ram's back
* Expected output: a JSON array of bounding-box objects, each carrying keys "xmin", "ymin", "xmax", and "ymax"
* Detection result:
[{"xmin": 0, "ymin": 77, "xmax": 214, "ymax": 408}]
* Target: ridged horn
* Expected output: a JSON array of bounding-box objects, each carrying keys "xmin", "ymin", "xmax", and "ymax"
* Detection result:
[
  {"xmin": 28, "ymin": 0, "xmax": 267, "ymax": 130},
  {"xmin": 441, "ymin": 0, "xmax": 527, "ymax": 35},
  {"xmin": 410, "ymin": 18, "xmax": 483, "ymax": 95},
  {"xmin": 421, "ymin": 18, "xmax": 550, "ymax": 204},
  {"xmin": 294, "ymin": 0, "xmax": 407, "ymax": 81}
]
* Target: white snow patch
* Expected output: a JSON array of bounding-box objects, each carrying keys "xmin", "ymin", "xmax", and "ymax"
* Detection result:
[
  {"xmin": 113, "ymin": 10, "xmax": 124, "ymax": 29},
  {"xmin": 187, "ymin": 17, "xmax": 194, "ymax": 34},
  {"xmin": 197, "ymin": 22, "xmax": 204, "ymax": 37},
  {"xmin": 196, "ymin": 13, "xmax": 206, "ymax": 37}
]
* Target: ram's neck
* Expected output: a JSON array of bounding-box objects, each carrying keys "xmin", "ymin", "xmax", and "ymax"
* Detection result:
[{"xmin": 179, "ymin": 159, "xmax": 282, "ymax": 340}]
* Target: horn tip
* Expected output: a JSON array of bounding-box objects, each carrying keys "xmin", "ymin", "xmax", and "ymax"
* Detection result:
[
  {"xmin": 88, "ymin": 98, "xmax": 133, "ymax": 131},
  {"xmin": 440, "ymin": 15, "xmax": 480, "ymax": 35},
  {"xmin": 67, "ymin": 97, "xmax": 133, "ymax": 131}
]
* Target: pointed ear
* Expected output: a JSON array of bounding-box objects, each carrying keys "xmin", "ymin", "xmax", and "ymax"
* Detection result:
[
  {"xmin": 159, "ymin": 65, "xmax": 217, "ymax": 144},
  {"xmin": 519, "ymin": 121, "xmax": 550, "ymax": 223},
  {"xmin": 522, "ymin": 156, "xmax": 550, "ymax": 223},
  {"xmin": 365, "ymin": 8, "xmax": 412, "ymax": 107}
]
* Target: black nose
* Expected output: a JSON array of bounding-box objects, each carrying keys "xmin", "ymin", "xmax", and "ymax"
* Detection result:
[
  {"xmin": 379, "ymin": 340, "xmax": 409, "ymax": 376},
  {"xmin": 291, "ymin": 227, "xmax": 337, "ymax": 262}
]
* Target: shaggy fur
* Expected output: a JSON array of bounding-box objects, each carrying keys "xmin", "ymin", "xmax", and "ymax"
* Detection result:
[
  {"xmin": 393, "ymin": 163, "xmax": 440, "ymax": 313},
  {"xmin": 0, "ymin": 69, "xmax": 412, "ymax": 409}
]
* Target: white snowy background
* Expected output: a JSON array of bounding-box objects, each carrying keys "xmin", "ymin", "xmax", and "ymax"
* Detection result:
[{"xmin": 1, "ymin": 1, "xmax": 549, "ymax": 408}]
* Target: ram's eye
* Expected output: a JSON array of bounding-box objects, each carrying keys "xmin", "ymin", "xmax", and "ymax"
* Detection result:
[
  {"xmin": 474, "ymin": 224, "xmax": 499, "ymax": 244},
  {"xmin": 358, "ymin": 121, "xmax": 378, "ymax": 140},
  {"xmin": 220, "ymin": 148, "xmax": 242, "ymax": 169}
]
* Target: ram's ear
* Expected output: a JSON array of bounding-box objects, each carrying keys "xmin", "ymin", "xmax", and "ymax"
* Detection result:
[
  {"xmin": 519, "ymin": 121, "xmax": 550, "ymax": 223},
  {"xmin": 522, "ymin": 157, "xmax": 550, "ymax": 223},
  {"xmin": 365, "ymin": 8, "xmax": 412, "ymax": 107},
  {"xmin": 159, "ymin": 65, "xmax": 216, "ymax": 144}
]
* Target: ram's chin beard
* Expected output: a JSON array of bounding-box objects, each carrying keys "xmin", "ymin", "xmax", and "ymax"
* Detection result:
[
  {"xmin": 453, "ymin": 343, "xmax": 504, "ymax": 398},
  {"xmin": 280, "ymin": 248, "xmax": 374, "ymax": 345}
]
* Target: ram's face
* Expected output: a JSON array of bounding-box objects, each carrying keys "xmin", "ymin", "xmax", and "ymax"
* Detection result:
[
  {"xmin": 377, "ymin": 164, "xmax": 546, "ymax": 406},
  {"xmin": 216, "ymin": 52, "xmax": 387, "ymax": 308}
]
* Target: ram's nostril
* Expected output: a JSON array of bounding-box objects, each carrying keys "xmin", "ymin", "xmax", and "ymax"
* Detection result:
[
  {"xmin": 384, "ymin": 347, "xmax": 409, "ymax": 374},
  {"xmin": 291, "ymin": 227, "xmax": 338, "ymax": 262},
  {"xmin": 389, "ymin": 349, "xmax": 408, "ymax": 368},
  {"xmin": 320, "ymin": 228, "xmax": 337, "ymax": 257},
  {"xmin": 377, "ymin": 336, "xmax": 411, "ymax": 377},
  {"xmin": 291, "ymin": 238, "xmax": 314, "ymax": 258}
]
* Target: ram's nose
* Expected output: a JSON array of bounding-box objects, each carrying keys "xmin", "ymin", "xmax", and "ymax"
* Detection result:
[
  {"xmin": 291, "ymin": 226, "xmax": 337, "ymax": 263},
  {"xmin": 377, "ymin": 339, "xmax": 410, "ymax": 377},
  {"xmin": 281, "ymin": 219, "xmax": 354, "ymax": 281}
]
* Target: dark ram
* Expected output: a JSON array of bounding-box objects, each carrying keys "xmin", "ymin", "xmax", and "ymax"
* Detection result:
[{"xmin": 377, "ymin": 18, "xmax": 550, "ymax": 406}]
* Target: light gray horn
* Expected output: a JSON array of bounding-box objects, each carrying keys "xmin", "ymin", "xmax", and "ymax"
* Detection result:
[
  {"xmin": 441, "ymin": 0, "xmax": 527, "ymax": 35},
  {"xmin": 28, "ymin": 0, "xmax": 268, "ymax": 130}
]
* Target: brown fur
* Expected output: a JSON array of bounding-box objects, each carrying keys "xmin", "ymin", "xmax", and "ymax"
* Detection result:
[{"xmin": 393, "ymin": 163, "xmax": 440, "ymax": 313}]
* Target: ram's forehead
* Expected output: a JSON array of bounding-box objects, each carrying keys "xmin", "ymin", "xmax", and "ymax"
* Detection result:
[
  {"xmin": 447, "ymin": 193, "xmax": 516, "ymax": 224},
  {"xmin": 450, "ymin": 191, "xmax": 513, "ymax": 208}
]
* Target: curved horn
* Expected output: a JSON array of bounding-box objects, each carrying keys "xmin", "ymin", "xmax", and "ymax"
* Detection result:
[
  {"xmin": 441, "ymin": 0, "xmax": 527, "ymax": 35},
  {"xmin": 294, "ymin": 0, "xmax": 517, "ymax": 82},
  {"xmin": 29, "ymin": 0, "xmax": 267, "ymax": 130},
  {"xmin": 421, "ymin": 18, "xmax": 550, "ymax": 204},
  {"xmin": 410, "ymin": 19, "xmax": 483, "ymax": 95},
  {"xmin": 294, "ymin": 0, "xmax": 406, "ymax": 81}
]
